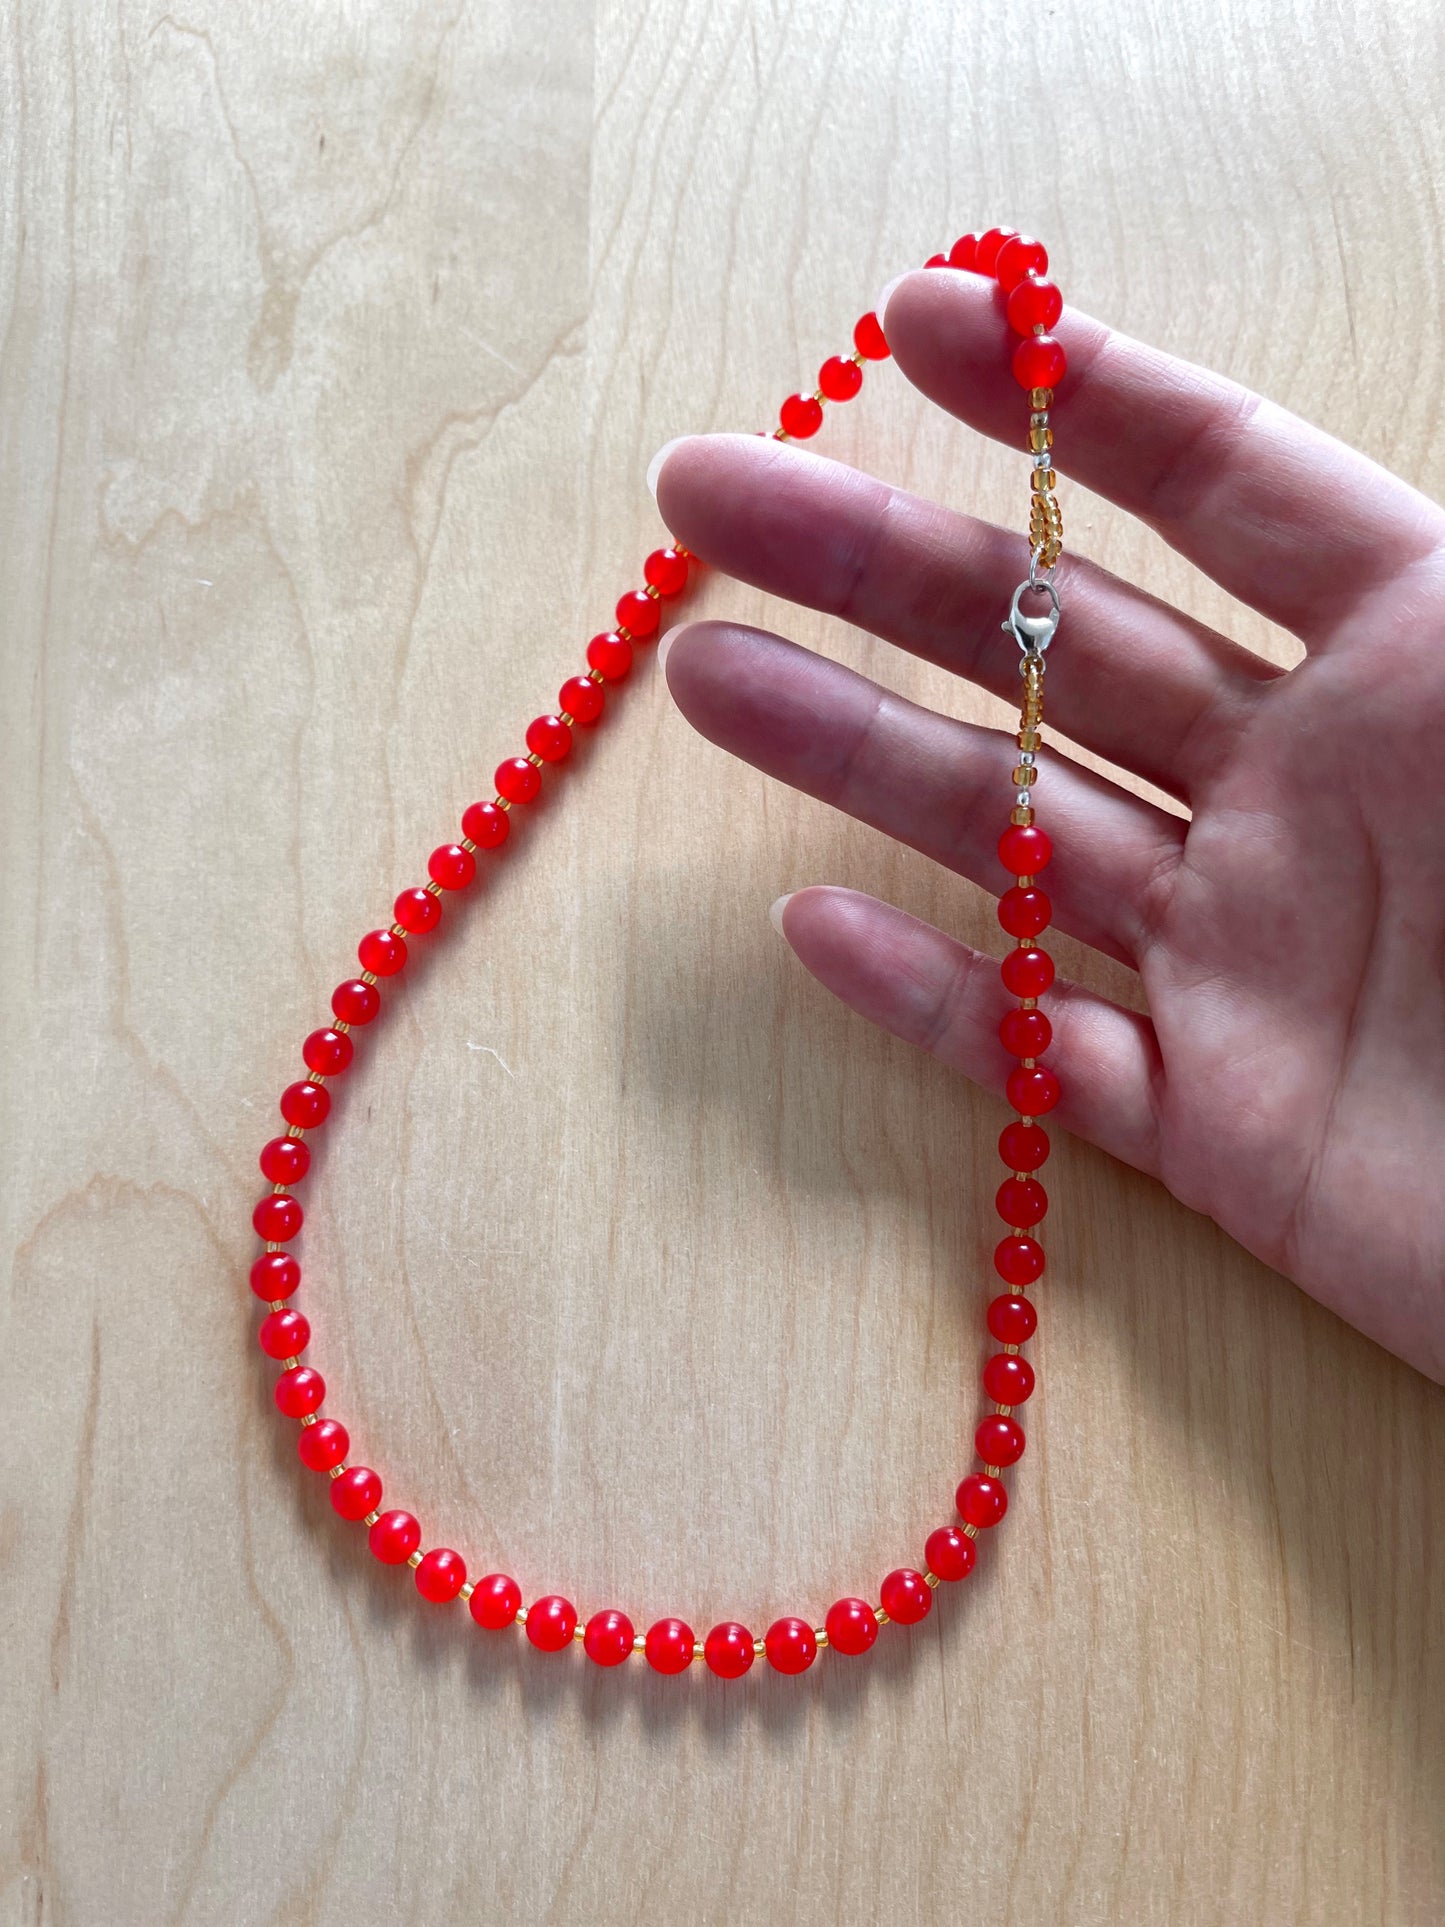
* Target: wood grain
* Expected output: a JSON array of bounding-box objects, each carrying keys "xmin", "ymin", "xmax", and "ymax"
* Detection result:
[{"xmin": 2, "ymin": 2, "xmax": 1443, "ymax": 1922}]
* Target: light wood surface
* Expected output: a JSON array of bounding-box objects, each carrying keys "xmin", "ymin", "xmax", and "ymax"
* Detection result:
[{"xmin": 3, "ymin": 3, "xmax": 1443, "ymax": 1922}]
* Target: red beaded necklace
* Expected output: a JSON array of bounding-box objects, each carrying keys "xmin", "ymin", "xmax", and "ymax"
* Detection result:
[{"xmin": 249, "ymin": 224, "xmax": 1067, "ymax": 1680}]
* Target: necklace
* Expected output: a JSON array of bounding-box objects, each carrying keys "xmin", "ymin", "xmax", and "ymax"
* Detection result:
[{"xmin": 248, "ymin": 223, "xmax": 1068, "ymax": 1679}]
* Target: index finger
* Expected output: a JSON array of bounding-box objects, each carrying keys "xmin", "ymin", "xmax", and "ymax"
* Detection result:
[{"xmin": 881, "ymin": 268, "xmax": 1445, "ymax": 645}]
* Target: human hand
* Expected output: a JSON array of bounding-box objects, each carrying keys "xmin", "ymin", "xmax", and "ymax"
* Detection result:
[{"xmin": 650, "ymin": 268, "xmax": 1445, "ymax": 1384}]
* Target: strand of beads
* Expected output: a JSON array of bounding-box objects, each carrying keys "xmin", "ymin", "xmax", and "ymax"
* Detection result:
[{"xmin": 248, "ymin": 229, "xmax": 1065, "ymax": 1678}]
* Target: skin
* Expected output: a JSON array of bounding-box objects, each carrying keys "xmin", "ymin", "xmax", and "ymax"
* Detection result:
[{"xmin": 652, "ymin": 267, "xmax": 1445, "ymax": 1384}]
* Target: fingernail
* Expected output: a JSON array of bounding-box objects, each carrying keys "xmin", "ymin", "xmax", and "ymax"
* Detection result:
[
  {"xmin": 657, "ymin": 625, "xmax": 680, "ymax": 674},
  {"xmin": 768, "ymin": 892, "xmax": 794, "ymax": 935},
  {"xmin": 873, "ymin": 271, "xmax": 911, "ymax": 320},
  {"xmin": 646, "ymin": 436, "xmax": 690, "ymax": 500}
]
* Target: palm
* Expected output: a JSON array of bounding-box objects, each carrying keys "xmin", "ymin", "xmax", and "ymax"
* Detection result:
[{"xmin": 653, "ymin": 269, "xmax": 1445, "ymax": 1380}]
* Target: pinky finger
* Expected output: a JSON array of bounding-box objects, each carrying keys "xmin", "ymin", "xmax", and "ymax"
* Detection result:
[{"xmin": 773, "ymin": 885, "xmax": 1163, "ymax": 1180}]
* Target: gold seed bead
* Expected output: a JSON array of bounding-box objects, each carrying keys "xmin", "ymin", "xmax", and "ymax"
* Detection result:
[
  {"xmin": 460, "ymin": 836, "xmax": 477, "ymax": 854},
  {"xmin": 995, "ymin": 1403, "xmax": 1014, "ymax": 1418},
  {"xmin": 815, "ymin": 1629, "xmax": 830, "ymax": 1648},
  {"xmin": 753, "ymin": 1638, "xmax": 766, "ymax": 1657},
  {"xmin": 643, "ymin": 583, "xmax": 662, "ymax": 601},
  {"xmin": 1017, "ymin": 728, "xmax": 1039, "ymax": 751},
  {"xmin": 1012, "ymin": 765, "xmax": 1035, "ymax": 787},
  {"xmin": 285, "ymin": 1124, "xmax": 304, "ymax": 1140},
  {"xmin": 406, "ymin": 1551, "xmax": 422, "ymax": 1570},
  {"xmin": 811, "ymin": 389, "xmax": 826, "ymax": 405},
  {"xmin": 459, "ymin": 1581, "xmax": 475, "ymax": 1602},
  {"xmin": 1030, "ymin": 386, "xmax": 1054, "ymax": 409},
  {"xmin": 1004, "ymin": 1342, "xmax": 1021, "ymax": 1356},
  {"xmin": 1028, "ymin": 423, "xmax": 1053, "ymax": 453},
  {"xmin": 363, "ymin": 1510, "xmax": 381, "ymax": 1528},
  {"xmin": 283, "ymin": 1353, "xmax": 299, "ymax": 1370},
  {"xmin": 1016, "ymin": 873, "xmax": 1035, "ymax": 888},
  {"xmin": 360, "ymin": 969, "xmax": 378, "ymax": 985},
  {"xmin": 984, "ymin": 1464, "xmax": 1002, "ymax": 1478},
  {"xmin": 423, "ymin": 880, "xmax": 443, "ymax": 897},
  {"xmin": 586, "ymin": 667, "xmax": 606, "ymax": 684},
  {"xmin": 962, "ymin": 1523, "xmax": 980, "ymax": 1541},
  {"xmin": 773, "ymin": 428, "xmax": 789, "ymax": 441},
  {"xmin": 558, "ymin": 711, "xmax": 574, "ymax": 728},
  {"xmin": 1021, "ymin": 1057, "xmax": 1036, "ymax": 1069},
  {"xmin": 390, "ymin": 922, "xmax": 406, "ymax": 938},
  {"xmin": 269, "ymin": 1298, "xmax": 285, "ymax": 1312},
  {"xmin": 516, "ymin": 1605, "xmax": 530, "ymax": 1626},
  {"xmin": 1011, "ymin": 805, "xmax": 1035, "ymax": 826},
  {"xmin": 328, "ymin": 1464, "xmax": 345, "ymax": 1480},
  {"xmin": 850, "ymin": 348, "xmax": 866, "ymax": 365},
  {"xmin": 571, "ymin": 1623, "xmax": 585, "ymax": 1641},
  {"xmin": 1020, "ymin": 997, "xmax": 1037, "ymax": 1009},
  {"xmin": 1030, "ymin": 468, "xmax": 1057, "ymax": 493},
  {"xmin": 494, "ymin": 796, "xmax": 512, "ymax": 812},
  {"xmin": 525, "ymin": 752, "xmax": 544, "ymax": 768},
  {"xmin": 874, "ymin": 1608, "xmax": 890, "ymax": 1626},
  {"xmin": 305, "ymin": 1071, "xmax": 325, "ymax": 1086},
  {"xmin": 633, "ymin": 1633, "xmax": 646, "ymax": 1653},
  {"xmin": 924, "ymin": 1571, "xmax": 941, "ymax": 1589},
  {"xmin": 333, "ymin": 1020, "xmax": 351, "ymax": 1034},
  {"xmin": 692, "ymin": 1639, "xmax": 705, "ymax": 1660}
]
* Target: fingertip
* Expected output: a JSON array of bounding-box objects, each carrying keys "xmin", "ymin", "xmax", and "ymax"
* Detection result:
[{"xmin": 768, "ymin": 891, "xmax": 794, "ymax": 935}]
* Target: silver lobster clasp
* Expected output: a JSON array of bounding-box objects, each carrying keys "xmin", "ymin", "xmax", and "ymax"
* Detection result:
[{"xmin": 1002, "ymin": 577, "xmax": 1061, "ymax": 656}]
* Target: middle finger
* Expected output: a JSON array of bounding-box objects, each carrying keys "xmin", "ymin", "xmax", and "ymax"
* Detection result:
[{"xmin": 654, "ymin": 432, "xmax": 1280, "ymax": 802}]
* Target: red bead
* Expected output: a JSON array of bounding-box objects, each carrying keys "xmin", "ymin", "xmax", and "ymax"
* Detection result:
[
  {"xmin": 616, "ymin": 589, "xmax": 661, "ymax": 638},
  {"xmin": 560, "ymin": 674, "xmax": 604, "ymax": 724},
  {"xmin": 644, "ymin": 546, "xmax": 689, "ymax": 595},
  {"xmin": 525, "ymin": 714, "xmax": 572, "ymax": 763},
  {"xmin": 583, "ymin": 1609, "xmax": 635, "ymax": 1667},
  {"xmin": 358, "ymin": 928, "xmax": 407, "ymax": 977},
  {"xmin": 779, "ymin": 393, "xmax": 824, "ymax": 439},
  {"xmin": 470, "ymin": 1573, "xmax": 522, "ymax": 1630},
  {"xmin": 825, "ymin": 1597, "xmax": 879, "ymax": 1656},
  {"xmin": 586, "ymin": 630, "xmax": 633, "ymax": 681},
  {"xmin": 987, "ymin": 1293, "xmax": 1039, "ymax": 1345},
  {"xmin": 259, "ymin": 1308, "xmax": 309, "ymax": 1359},
  {"xmin": 1013, "ymin": 334, "xmax": 1067, "ymax": 392},
  {"xmin": 997, "ymin": 1175, "xmax": 1048, "ymax": 1228},
  {"xmin": 880, "ymin": 1568, "xmax": 932, "ymax": 1626},
  {"xmin": 259, "ymin": 1135, "xmax": 310, "ymax": 1185},
  {"xmin": 393, "ymin": 887, "xmax": 441, "ymax": 935},
  {"xmin": 495, "ymin": 757, "xmax": 541, "ymax": 805},
  {"xmin": 998, "ymin": 823, "xmax": 1053, "ymax": 874},
  {"xmin": 852, "ymin": 311, "xmax": 890, "ymax": 360},
  {"xmin": 994, "ymin": 1235, "xmax": 1046, "ymax": 1287},
  {"xmin": 994, "ymin": 234, "xmax": 1048, "ymax": 291},
  {"xmin": 428, "ymin": 844, "xmax": 476, "ymax": 891},
  {"xmin": 976, "ymin": 1414, "xmax": 1027, "ymax": 1467},
  {"xmin": 925, "ymin": 1525, "xmax": 976, "ymax": 1582},
  {"xmin": 303, "ymin": 1027, "xmax": 353, "ymax": 1076},
  {"xmin": 957, "ymin": 1473, "xmax": 1009, "ymax": 1529},
  {"xmin": 332, "ymin": 977, "xmax": 381, "ymax": 1025},
  {"xmin": 253, "ymin": 1193, "xmax": 302, "ymax": 1243},
  {"xmin": 818, "ymin": 355, "xmax": 863, "ymax": 401},
  {"xmin": 331, "ymin": 1465, "xmax": 382, "ymax": 1521},
  {"xmin": 526, "ymin": 1595, "xmax": 577, "ymax": 1652},
  {"xmin": 1006, "ymin": 1064, "xmax": 1060, "ymax": 1116},
  {"xmin": 298, "ymin": 1417, "xmax": 349, "ymax": 1471},
  {"xmin": 974, "ymin": 226, "xmax": 1018, "ymax": 275},
  {"xmin": 1007, "ymin": 274, "xmax": 1063, "ymax": 337},
  {"xmin": 415, "ymin": 1547, "xmax": 467, "ymax": 1603},
  {"xmin": 983, "ymin": 1351, "xmax": 1036, "ymax": 1405},
  {"xmin": 250, "ymin": 1251, "xmax": 300, "ymax": 1301},
  {"xmin": 999, "ymin": 886, "xmax": 1052, "ymax": 939},
  {"xmin": 644, "ymin": 1618, "xmax": 695, "ymax": 1674},
  {"xmin": 461, "ymin": 799, "xmax": 510, "ymax": 849},
  {"xmin": 999, "ymin": 1120, "xmax": 1050, "ymax": 1170},
  {"xmin": 368, "ymin": 1509, "xmax": 421, "ymax": 1565},
  {"xmin": 1000, "ymin": 947, "xmax": 1055, "ymax": 998},
  {"xmin": 764, "ymin": 1617, "xmax": 818, "ymax": 1674},
  {"xmin": 948, "ymin": 231, "xmax": 980, "ymax": 269},
  {"xmin": 703, "ymin": 1621, "xmax": 754, "ymax": 1678},
  {"xmin": 999, "ymin": 1007, "xmax": 1052, "ymax": 1058},
  {"xmin": 280, "ymin": 1079, "xmax": 330, "ymax": 1129},
  {"xmin": 924, "ymin": 252, "xmax": 948, "ymax": 268},
  {"xmin": 274, "ymin": 1365, "xmax": 324, "ymax": 1417}
]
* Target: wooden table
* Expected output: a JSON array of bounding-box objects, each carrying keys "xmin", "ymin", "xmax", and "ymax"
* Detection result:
[{"xmin": 3, "ymin": 3, "xmax": 1442, "ymax": 1921}]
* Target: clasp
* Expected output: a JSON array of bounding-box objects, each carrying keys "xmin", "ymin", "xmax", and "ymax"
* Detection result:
[{"xmin": 1002, "ymin": 576, "xmax": 1061, "ymax": 657}]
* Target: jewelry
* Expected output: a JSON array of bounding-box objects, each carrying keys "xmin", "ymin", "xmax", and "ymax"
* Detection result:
[{"xmin": 248, "ymin": 224, "xmax": 1068, "ymax": 1679}]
